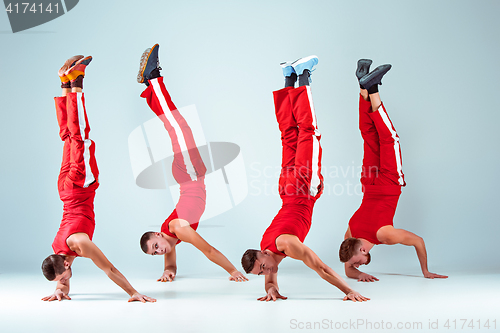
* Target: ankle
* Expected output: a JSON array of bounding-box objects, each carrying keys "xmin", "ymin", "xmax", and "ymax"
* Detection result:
[
  {"xmin": 70, "ymin": 75, "xmax": 84, "ymax": 89},
  {"xmin": 61, "ymin": 88, "xmax": 71, "ymax": 97},
  {"xmin": 285, "ymin": 73, "xmax": 297, "ymax": 88},
  {"xmin": 360, "ymin": 89, "xmax": 369, "ymax": 101},
  {"xmin": 369, "ymin": 92, "xmax": 381, "ymax": 111},
  {"xmin": 298, "ymin": 70, "xmax": 310, "ymax": 87},
  {"xmin": 367, "ymin": 84, "xmax": 378, "ymax": 94}
]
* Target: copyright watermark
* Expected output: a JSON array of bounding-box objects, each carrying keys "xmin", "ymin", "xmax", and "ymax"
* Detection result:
[
  {"xmin": 3, "ymin": 0, "xmax": 79, "ymax": 33},
  {"xmin": 290, "ymin": 318, "xmax": 498, "ymax": 330},
  {"xmin": 248, "ymin": 162, "xmax": 376, "ymax": 197}
]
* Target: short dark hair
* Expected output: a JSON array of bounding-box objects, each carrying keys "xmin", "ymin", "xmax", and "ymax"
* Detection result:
[
  {"xmin": 140, "ymin": 232, "xmax": 156, "ymax": 254},
  {"xmin": 339, "ymin": 238, "xmax": 371, "ymax": 264},
  {"xmin": 241, "ymin": 249, "xmax": 259, "ymax": 273},
  {"xmin": 41, "ymin": 254, "xmax": 66, "ymax": 281}
]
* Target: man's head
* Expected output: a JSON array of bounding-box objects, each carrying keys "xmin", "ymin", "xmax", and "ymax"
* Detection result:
[
  {"xmin": 41, "ymin": 254, "xmax": 72, "ymax": 283},
  {"xmin": 241, "ymin": 249, "xmax": 279, "ymax": 276},
  {"xmin": 339, "ymin": 237, "xmax": 371, "ymax": 268},
  {"xmin": 140, "ymin": 231, "xmax": 172, "ymax": 256}
]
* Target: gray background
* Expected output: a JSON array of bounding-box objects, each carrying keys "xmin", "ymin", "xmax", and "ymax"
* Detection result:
[{"xmin": 0, "ymin": 0, "xmax": 498, "ymax": 279}]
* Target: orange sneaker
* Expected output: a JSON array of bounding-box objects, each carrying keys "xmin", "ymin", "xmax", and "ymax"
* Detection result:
[
  {"xmin": 58, "ymin": 55, "xmax": 84, "ymax": 83},
  {"xmin": 65, "ymin": 56, "xmax": 92, "ymax": 82}
]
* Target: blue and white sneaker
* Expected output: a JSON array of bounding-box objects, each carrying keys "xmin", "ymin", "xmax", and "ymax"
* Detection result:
[
  {"xmin": 280, "ymin": 61, "xmax": 296, "ymax": 77},
  {"xmin": 292, "ymin": 55, "xmax": 318, "ymax": 75},
  {"xmin": 137, "ymin": 43, "xmax": 161, "ymax": 84}
]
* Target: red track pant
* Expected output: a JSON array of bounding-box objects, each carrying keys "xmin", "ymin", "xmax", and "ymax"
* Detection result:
[
  {"xmin": 141, "ymin": 77, "xmax": 206, "ymax": 222},
  {"xmin": 55, "ymin": 92, "xmax": 99, "ymax": 191},
  {"xmin": 273, "ymin": 86, "xmax": 323, "ymax": 199},
  {"xmin": 359, "ymin": 95, "xmax": 405, "ymax": 186}
]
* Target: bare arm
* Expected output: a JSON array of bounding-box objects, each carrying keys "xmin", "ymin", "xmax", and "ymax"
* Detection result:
[
  {"xmin": 378, "ymin": 227, "xmax": 448, "ymax": 279},
  {"xmin": 257, "ymin": 272, "xmax": 287, "ymax": 302},
  {"xmin": 345, "ymin": 263, "xmax": 364, "ymax": 278},
  {"xmin": 41, "ymin": 272, "xmax": 71, "ymax": 302},
  {"xmin": 158, "ymin": 246, "xmax": 177, "ymax": 282},
  {"xmin": 70, "ymin": 234, "xmax": 157, "ymax": 302},
  {"xmin": 172, "ymin": 221, "xmax": 247, "ymax": 281},
  {"xmin": 342, "ymin": 227, "xmax": 365, "ymax": 279},
  {"xmin": 343, "ymin": 227, "xmax": 378, "ymax": 282},
  {"xmin": 280, "ymin": 235, "xmax": 369, "ymax": 301}
]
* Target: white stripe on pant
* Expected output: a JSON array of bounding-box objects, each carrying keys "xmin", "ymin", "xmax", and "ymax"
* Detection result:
[
  {"xmin": 76, "ymin": 92, "xmax": 95, "ymax": 188},
  {"xmin": 150, "ymin": 79, "xmax": 197, "ymax": 181},
  {"xmin": 306, "ymin": 86, "xmax": 321, "ymax": 197},
  {"xmin": 377, "ymin": 105, "xmax": 404, "ymax": 185}
]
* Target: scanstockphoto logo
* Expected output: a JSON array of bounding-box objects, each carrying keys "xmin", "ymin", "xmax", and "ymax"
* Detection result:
[{"xmin": 3, "ymin": 0, "xmax": 79, "ymax": 33}]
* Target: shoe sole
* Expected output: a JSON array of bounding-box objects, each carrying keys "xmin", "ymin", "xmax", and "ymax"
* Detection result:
[
  {"xmin": 280, "ymin": 61, "xmax": 293, "ymax": 68},
  {"xmin": 292, "ymin": 55, "xmax": 318, "ymax": 75},
  {"xmin": 292, "ymin": 55, "xmax": 318, "ymax": 67},
  {"xmin": 137, "ymin": 44, "xmax": 159, "ymax": 83}
]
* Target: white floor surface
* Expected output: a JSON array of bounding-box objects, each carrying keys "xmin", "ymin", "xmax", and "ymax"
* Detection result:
[{"xmin": 1, "ymin": 269, "xmax": 498, "ymax": 333}]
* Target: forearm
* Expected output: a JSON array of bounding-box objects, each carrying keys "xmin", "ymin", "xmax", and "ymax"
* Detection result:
[
  {"xmin": 206, "ymin": 248, "xmax": 237, "ymax": 274},
  {"xmin": 265, "ymin": 281, "xmax": 279, "ymax": 293},
  {"xmin": 105, "ymin": 266, "xmax": 138, "ymax": 297},
  {"xmin": 264, "ymin": 274, "xmax": 279, "ymax": 293},
  {"xmin": 55, "ymin": 281, "xmax": 70, "ymax": 295},
  {"xmin": 163, "ymin": 265, "xmax": 177, "ymax": 274},
  {"xmin": 319, "ymin": 265, "xmax": 353, "ymax": 295},
  {"xmin": 413, "ymin": 238, "xmax": 430, "ymax": 274},
  {"xmin": 345, "ymin": 264, "xmax": 364, "ymax": 279}
]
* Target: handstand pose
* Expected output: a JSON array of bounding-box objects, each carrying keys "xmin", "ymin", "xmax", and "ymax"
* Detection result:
[
  {"xmin": 41, "ymin": 56, "xmax": 156, "ymax": 302},
  {"xmin": 339, "ymin": 60, "xmax": 448, "ymax": 282},
  {"xmin": 241, "ymin": 57, "xmax": 368, "ymax": 302},
  {"xmin": 137, "ymin": 44, "xmax": 247, "ymax": 283}
]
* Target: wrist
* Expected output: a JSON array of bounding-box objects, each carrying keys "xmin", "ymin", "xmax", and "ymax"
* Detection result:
[
  {"xmin": 344, "ymin": 288, "xmax": 354, "ymax": 295},
  {"xmin": 265, "ymin": 285, "xmax": 277, "ymax": 293}
]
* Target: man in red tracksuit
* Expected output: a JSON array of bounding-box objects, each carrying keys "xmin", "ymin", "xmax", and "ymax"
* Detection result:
[
  {"xmin": 41, "ymin": 56, "xmax": 156, "ymax": 303},
  {"xmin": 137, "ymin": 44, "xmax": 247, "ymax": 283},
  {"xmin": 241, "ymin": 56, "xmax": 368, "ymax": 302},
  {"xmin": 339, "ymin": 60, "xmax": 448, "ymax": 282}
]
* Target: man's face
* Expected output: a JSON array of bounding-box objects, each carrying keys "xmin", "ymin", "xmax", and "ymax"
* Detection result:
[
  {"xmin": 53, "ymin": 267, "xmax": 72, "ymax": 284},
  {"xmin": 348, "ymin": 252, "xmax": 369, "ymax": 268},
  {"xmin": 146, "ymin": 233, "xmax": 172, "ymax": 256},
  {"xmin": 250, "ymin": 252, "xmax": 278, "ymax": 276}
]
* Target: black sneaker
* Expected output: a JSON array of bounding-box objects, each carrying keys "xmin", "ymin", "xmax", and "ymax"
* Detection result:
[
  {"xmin": 359, "ymin": 64, "xmax": 391, "ymax": 90},
  {"xmin": 356, "ymin": 59, "xmax": 372, "ymax": 81},
  {"xmin": 137, "ymin": 44, "xmax": 161, "ymax": 84}
]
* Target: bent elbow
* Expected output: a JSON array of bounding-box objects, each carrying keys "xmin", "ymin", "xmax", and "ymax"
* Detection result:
[
  {"xmin": 414, "ymin": 236, "xmax": 424, "ymax": 246},
  {"xmin": 206, "ymin": 247, "xmax": 219, "ymax": 260},
  {"xmin": 317, "ymin": 264, "xmax": 330, "ymax": 278},
  {"xmin": 106, "ymin": 265, "xmax": 118, "ymax": 276}
]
